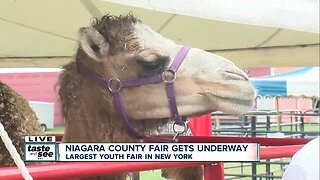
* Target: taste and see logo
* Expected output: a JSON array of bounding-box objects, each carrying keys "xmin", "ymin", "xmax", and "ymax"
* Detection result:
[{"xmin": 24, "ymin": 136, "xmax": 57, "ymax": 162}]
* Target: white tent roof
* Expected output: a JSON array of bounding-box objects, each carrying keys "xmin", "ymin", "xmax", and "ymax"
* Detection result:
[
  {"xmin": 0, "ymin": 0, "xmax": 319, "ymax": 68},
  {"xmin": 251, "ymin": 67, "xmax": 320, "ymax": 98},
  {"xmin": 107, "ymin": 0, "xmax": 319, "ymax": 33}
]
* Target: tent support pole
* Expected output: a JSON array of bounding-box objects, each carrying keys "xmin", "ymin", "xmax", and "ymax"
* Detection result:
[{"xmin": 275, "ymin": 97, "xmax": 280, "ymax": 131}]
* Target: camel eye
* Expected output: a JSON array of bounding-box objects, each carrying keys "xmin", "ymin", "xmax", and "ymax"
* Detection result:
[
  {"xmin": 136, "ymin": 56, "xmax": 169, "ymax": 74},
  {"xmin": 143, "ymin": 60, "xmax": 163, "ymax": 71}
]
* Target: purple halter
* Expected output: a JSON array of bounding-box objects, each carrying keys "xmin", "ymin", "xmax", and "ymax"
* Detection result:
[{"xmin": 77, "ymin": 46, "xmax": 191, "ymax": 142}]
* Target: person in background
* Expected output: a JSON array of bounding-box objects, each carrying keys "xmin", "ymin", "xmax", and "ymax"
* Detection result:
[{"xmin": 282, "ymin": 136, "xmax": 319, "ymax": 180}]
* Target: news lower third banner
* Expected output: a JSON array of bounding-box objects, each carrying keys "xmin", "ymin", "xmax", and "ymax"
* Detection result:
[{"xmin": 24, "ymin": 136, "xmax": 260, "ymax": 162}]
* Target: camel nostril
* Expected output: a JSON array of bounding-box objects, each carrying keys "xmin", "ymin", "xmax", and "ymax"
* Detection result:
[{"xmin": 224, "ymin": 70, "xmax": 248, "ymax": 81}]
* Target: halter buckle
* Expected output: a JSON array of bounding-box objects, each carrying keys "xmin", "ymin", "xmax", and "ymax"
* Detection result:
[
  {"xmin": 162, "ymin": 69, "xmax": 177, "ymax": 84},
  {"xmin": 108, "ymin": 78, "xmax": 122, "ymax": 92}
]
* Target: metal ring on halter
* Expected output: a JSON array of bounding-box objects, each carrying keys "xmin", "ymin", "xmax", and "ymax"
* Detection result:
[
  {"xmin": 173, "ymin": 121, "xmax": 187, "ymax": 134},
  {"xmin": 107, "ymin": 78, "xmax": 122, "ymax": 92},
  {"xmin": 162, "ymin": 69, "xmax": 177, "ymax": 83},
  {"xmin": 172, "ymin": 121, "xmax": 187, "ymax": 141}
]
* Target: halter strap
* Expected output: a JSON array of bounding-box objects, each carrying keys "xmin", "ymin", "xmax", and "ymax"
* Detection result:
[
  {"xmin": 77, "ymin": 46, "xmax": 191, "ymax": 142},
  {"xmin": 165, "ymin": 46, "xmax": 191, "ymax": 125}
]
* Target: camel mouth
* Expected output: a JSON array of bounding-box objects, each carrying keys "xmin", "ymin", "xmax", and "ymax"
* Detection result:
[
  {"xmin": 201, "ymin": 92, "xmax": 255, "ymax": 115},
  {"xmin": 201, "ymin": 92, "xmax": 254, "ymax": 104}
]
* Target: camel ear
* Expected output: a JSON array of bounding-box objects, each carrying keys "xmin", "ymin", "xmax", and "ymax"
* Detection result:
[{"xmin": 78, "ymin": 27, "xmax": 109, "ymax": 61}]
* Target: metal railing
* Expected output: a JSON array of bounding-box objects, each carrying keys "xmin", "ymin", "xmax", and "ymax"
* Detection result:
[{"xmin": 212, "ymin": 110, "xmax": 320, "ymax": 180}]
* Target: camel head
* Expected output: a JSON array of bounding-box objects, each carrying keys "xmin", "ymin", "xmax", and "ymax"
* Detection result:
[{"xmin": 75, "ymin": 14, "xmax": 256, "ymax": 122}]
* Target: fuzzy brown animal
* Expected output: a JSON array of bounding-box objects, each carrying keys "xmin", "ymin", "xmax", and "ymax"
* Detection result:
[
  {"xmin": 0, "ymin": 81, "xmax": 44, "ymax": 166},
  {"xmin": 59, "ymin": 14, "xmax": 255, "ymax": 180}
]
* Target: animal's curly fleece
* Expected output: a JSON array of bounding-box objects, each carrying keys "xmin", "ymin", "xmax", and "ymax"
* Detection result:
[{"xmin": 0, "ymin": 81, "xmax": 44, "ymax": 166}]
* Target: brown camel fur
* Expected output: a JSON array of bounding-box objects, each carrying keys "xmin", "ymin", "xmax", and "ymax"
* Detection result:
[
  {"xmin": 59, "ymin": 14, "xmax": 255, "ymax": 180},
  {"xmin": 0, "ymin": 81, "xmax": 44, "ymax": 167}
]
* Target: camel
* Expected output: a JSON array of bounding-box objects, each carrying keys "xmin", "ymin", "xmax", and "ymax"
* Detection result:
[
  {"xmin": 59, "ymin": 14, "xmax": 255, "ymax": 180},
  {"xmin": 0, "ymin": 81, "xmax": 44, "ymax": 166}
]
